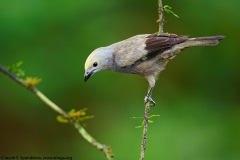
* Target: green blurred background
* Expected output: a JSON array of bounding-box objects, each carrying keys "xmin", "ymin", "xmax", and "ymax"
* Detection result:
[{"xmin": 0, "ymin": 0, "xmax": 239, "ymax": 159}]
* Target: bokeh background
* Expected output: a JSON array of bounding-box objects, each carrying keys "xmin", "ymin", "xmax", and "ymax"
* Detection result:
[{"xmin": 0, "ymin": 0, "xmax": 239, "ymax": 159}]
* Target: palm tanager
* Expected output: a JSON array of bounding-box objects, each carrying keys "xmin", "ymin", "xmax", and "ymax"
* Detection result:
[{"xmin": 84, "ymin": 33, "xmax": 224, "ymax": 106}]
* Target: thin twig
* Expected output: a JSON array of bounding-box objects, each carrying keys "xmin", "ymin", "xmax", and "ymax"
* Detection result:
[
  {"xmin": 158, "ymin": 0, "xmax": 164, "ymax": 33},
  {"xmin": 140, "ymin": 1, "xmax": 165, "ymax": 159},
  {"xmin": 140, "ymin": 103, "xmax": 151, "ymax": 160},
  {"xmin": 0, "ymin": 64, "xmax": 114, "ymax": 160}
]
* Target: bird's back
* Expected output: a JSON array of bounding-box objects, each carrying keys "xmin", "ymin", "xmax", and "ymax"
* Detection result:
[{"xmin": 111, "ymin": 34, "xmax": 188, "ymax": 69}]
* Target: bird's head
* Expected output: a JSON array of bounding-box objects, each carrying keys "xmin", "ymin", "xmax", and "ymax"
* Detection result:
[{"xmin": 84, "ymin": 47, "xmax": 113, "ymax": 82}]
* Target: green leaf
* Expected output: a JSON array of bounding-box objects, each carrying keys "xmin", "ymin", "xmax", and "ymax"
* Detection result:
[
  {"xmin": 148, "ymin": 120, "xmax": 154, "ymax": 123},
  {"xmin": 6, "ymin": 61, "xmax": 25, "ymax": 78},
  {"xmin": 56, "ymin": 115, "xmax": 69, "ymax": 123},
  {"xmin": 131, "ymin": 114, "xmax": 160, "ymax": 128},
  {"xmin": 16, "ymin": 61, "xmax": 23, "ymax": 68},
  {"xmin": 164, "ymin": 5, "xmax": 180, "ymax": 18},
  {"xmin": 135, "ymin": 125, "xmax": 143, "ymax": 129},
  {"xmin": 148, "ymin": 114, "xmax": 160, "ymax": 118},
  {"xmin": 68, "ymin": 109, "xmax": 76, "ymax": 115},
  {"xmin": 131, "ymin": 116, "xmax": 143, "ymax": 119}
]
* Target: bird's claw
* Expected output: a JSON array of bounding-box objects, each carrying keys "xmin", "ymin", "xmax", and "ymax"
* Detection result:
[{"xmin": 144, "ymin": 96, "xmax": 156, "ymax": 107}]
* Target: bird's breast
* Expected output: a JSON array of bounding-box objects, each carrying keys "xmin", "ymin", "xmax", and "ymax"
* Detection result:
[
  {"xmin": 133, "ymin": 58, "xmax": 169, "ymax": 76},
  {"xmin": 111, "ymin": 56, "xmax": 169, "ymax": 77}
]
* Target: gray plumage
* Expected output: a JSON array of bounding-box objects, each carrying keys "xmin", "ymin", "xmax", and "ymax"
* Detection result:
[{"xmin": 84, "ymin": 33, "xmax": 224, "ymax": 105}]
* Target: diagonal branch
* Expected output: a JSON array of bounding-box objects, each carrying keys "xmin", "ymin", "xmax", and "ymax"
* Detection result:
[{"xmin": 0, "ymin": 64, "xmax": 114, "ymax": 160}]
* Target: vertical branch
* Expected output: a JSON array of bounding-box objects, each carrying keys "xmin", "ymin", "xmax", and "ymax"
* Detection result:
[
  {"xmin": 140, "ymin": 1, "xmax": 165, "ymax": 160},
  {"xmin": 158, "ymin": 0, "xmax": 164, "ymax": 33},
  {"xmin": 140, "ymin": 103, "xmax": 151, "ymax": 160}
]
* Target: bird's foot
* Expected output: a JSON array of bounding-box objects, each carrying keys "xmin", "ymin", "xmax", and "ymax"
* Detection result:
[{"xmin": 144, "ymin": 96, "xmax": 155, "ymax": 107}]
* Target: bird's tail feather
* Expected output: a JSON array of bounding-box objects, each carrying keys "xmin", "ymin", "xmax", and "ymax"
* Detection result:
[
  {"xmin": 186, "ymin": 36, "xmax": 225, "ymax": 47},
  {"xmin": 159, "ymin": 35, "xmax": 224, "ymax": 59}
]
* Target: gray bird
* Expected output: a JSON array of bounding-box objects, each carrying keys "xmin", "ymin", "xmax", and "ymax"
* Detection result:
[{"xmin": 84, "ymin": 33, "xmax": 224, "ymax": 106}]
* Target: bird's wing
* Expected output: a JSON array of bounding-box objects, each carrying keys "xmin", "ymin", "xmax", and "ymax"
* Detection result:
[
  {"xmin": 112, "ymin": 34, "xmax": 150, "ymax": 68},
  {"xmin": 113, "ymin": 34, "xmax": 188, "ymax": 68}
]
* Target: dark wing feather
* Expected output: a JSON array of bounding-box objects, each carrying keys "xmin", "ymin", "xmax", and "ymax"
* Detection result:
[
  {"xmin": 144, "ymin": 34, "xmax": 188, "ymax": 60},
  {"xmin": 124, "ymin": 34, "xmax": 188, "ymax": 68},
  {"xmin": 120, "ymin": 34, "xmax": 188, "ymax": 68}
]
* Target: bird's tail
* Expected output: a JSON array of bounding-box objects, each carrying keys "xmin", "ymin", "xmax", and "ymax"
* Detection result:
[
  {"xmin": 185, "ymin": 35, "xmax": 225, "ymax": 47},
  {"xmin": 159, "ymin": 35, "xmax": 224, "ymax": 59}
]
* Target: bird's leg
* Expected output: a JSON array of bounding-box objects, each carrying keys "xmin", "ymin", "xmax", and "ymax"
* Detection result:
[
  {"xmin": 144, "ymin": 75, "xmax": 156, "ymax": 106},
  {"xmin": 144, "ymin": 86, "xmax": 155, "ymax": 106}
]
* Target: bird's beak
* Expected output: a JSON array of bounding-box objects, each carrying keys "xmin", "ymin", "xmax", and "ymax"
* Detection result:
[{"xmin": 84, "ymin": 70, "xmax": 95, "ymax": 82}]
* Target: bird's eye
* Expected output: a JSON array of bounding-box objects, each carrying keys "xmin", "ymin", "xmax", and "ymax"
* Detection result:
[{"xmin": 93, "ymin": 62, "xmax": 98, "ymax": 67}]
